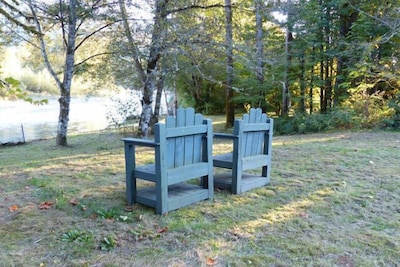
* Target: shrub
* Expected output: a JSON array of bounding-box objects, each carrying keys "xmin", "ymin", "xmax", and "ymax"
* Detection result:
[
  {"xmin": 18, "ymin": 69, "xmax": 58, "ymax": 95},
  {"xmin": 274, "ymin": 108, "xmax": 357, "ymax": 135},
  {"xmin": 344, "ymin": 88, "xmax": 395, "ymax": 129},
  {"xmin": 105, "ymin": 89, "xmax": 140, "ymax": 134},
  {"xmin": 380, "ymin": 97, "xmax": 400, "ymax": 129}
]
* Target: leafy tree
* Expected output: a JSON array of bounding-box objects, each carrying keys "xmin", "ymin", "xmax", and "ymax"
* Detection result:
[
  {"xmin": 27, "ymin": 0, "xmax": 115, "ymax": 146},
  {"xmin": 0, "ymin": 0, "xmax": 44, "ymax": 102},
  {"xmin": 0, "ymin": 76, "xmax": 47, "ymax": 104}
]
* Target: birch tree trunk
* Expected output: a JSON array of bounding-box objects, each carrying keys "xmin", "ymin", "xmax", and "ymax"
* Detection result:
[
  {"xmin": 119, "ymin": 0, "xmax": 166, "ymax": 137},
  {"xmin": 56, "ymin": 0, "xmax": 76, "ymax": 146},
  {"xmin": 29, "ymin": 0, "xmax": 77, "ymax": 146}
]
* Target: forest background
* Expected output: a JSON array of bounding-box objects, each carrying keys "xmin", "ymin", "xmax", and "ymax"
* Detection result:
[{"xmin": 1, "ymin": 0, "xmax": 399, "ymax": 146}]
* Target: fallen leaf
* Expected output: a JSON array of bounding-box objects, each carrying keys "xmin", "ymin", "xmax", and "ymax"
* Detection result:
[
  {"xmin": 69, "ymin": 198, "xmax": 79, "ymax": 205},
  {"xmin": 39, "ymin": 201, "xmax": 53, "ymax": 210},
  {"xmin": 206, "ymin": 257, "xmax": 218, "ymax": 266},
  {"xmin": 156, "ymin": 226, "xmax": 169, "ymax": 234},
  {"xmin": 299, "ymin": 212, "xmax": 309, "ymax": 218},
  {"xmin": 9, "ymin": 205, "xmax": 19, "ymax": 212}
]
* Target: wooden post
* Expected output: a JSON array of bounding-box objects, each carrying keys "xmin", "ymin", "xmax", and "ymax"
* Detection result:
[{"xmin": 21, "ymin": 124, "xmax": 26, "ymax": 143}]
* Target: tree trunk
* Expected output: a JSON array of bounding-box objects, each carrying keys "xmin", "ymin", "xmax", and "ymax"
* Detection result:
[
  {"xmin": 282, "ymin": 18, "xmax": 293, "ymax": 116},
  {"xmin": 152, "ymin": 64, "xmax": 166, "ymax": 125},
  {"xmin": 119, "ymin": 0, "xmax": 164, "ymax": 137},
  {"xmin": 299, "ymin": 57, "xmax": 306, "ymax": 113},
  {"xmin": 310, "ymin": 46, "xmax": 316, "ymax": 114},
  {"xmin": 55, "ymin": 0, "xmax": 76, "ymax": 146},
  {"xmin": 225, "ymin": 0, "xmax": 234, "ymax": 126},
  {"xmin": 30, "ymin": 0, "xmax": 77, "ymax": 146},
  {"xmin": 255, "ymin": 0, "xmax": 265, "ymax": 109},
  {"xmin": 139, "ymin": 0, "xmax": 167, "ymax": 137},
  {"xmin": 319, "ymin": 0, "xmax": 327, "ymax": 113},
  {"xmin": 335, "ymin": 1, "xmax": 358, "ymax": 106},
  {"xmin": 118, "ymin": 0, "xmax": 146, "ymax": 85}
]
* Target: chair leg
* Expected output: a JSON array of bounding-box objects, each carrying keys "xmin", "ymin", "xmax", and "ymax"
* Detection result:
[
  {"xmin": 124, "ymin": 144, "xmax": 136, "ymax": 206},
  {"xmin": 231, "ymin": 164, "xmax": 242, "ymax": 194},
  {"xmin": 126, "ymin": 171, "xmax": 135, "ymax": 206}
]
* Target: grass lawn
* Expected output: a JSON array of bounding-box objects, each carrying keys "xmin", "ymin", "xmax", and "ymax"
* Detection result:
[{"xmin": 1, "ymin": 124, "xmax": 399, "ymax": 266}]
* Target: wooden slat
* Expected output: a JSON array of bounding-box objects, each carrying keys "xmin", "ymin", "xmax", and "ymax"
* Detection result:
[
  {"xmin": 134, "ymin": 164, "xmax": 156, "ymax": 182},
  {"xmin": 214, "ymin": 172, "xmax": 269, "ymax": 192},
  {"xmin": 122, "ymin": 138, "xmax": 158, "ymax": 147},
  {"xmin": 213, "ymin": 153, "xmax": 233, "ymax": 168},
  {"xmin": 242, "ymin": 154, "xmax": 269, "ymax": 171},
  {"xmin": 242, "ymin": 112, "xmax": 251, "ymax": 157},
  {"xmin": 255, "ymin": 114, "xmax": 268, "ymax": 154},
  {"xmin": 166, "ymin": 125, "xmax": 207, "ymax": 138},
  {"xmin": 166, "ymin": 163, "xmax": 209, "ymax": 185},
  {"xmin": 184, "ymin": 108, "xmax": 195, "ymax": 165},
  {"xmin": 249, "ymin": 108, "xmax": 262, "ymax": 156},
  {"xmin": 174, "ymin": 108, "xmax": 185, "ymax": 167},
  {"xmin": 166, "ymin": 116, "xmax": 176, "ymax": 169},
  {"xmin": 241, "ymin": 123, "xmax": 270, "ymax": 132},
  {"xmin": 193, "ymin": 114, "xmax": 204, "ymax": 163},
  {"xmin": 136, "ymin": 184, "xmax": 209, "ymax": 212},
  {"xmin": 167, "ymin": 184, "xmax": 210, "ymax": 211}
]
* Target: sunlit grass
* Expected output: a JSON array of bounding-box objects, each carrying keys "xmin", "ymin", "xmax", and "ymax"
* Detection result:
[{"xmin": 0, "ymin": 128, "xmax": 399, "ymax": 266}]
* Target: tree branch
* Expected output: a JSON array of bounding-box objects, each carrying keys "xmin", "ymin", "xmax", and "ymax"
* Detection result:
[
  {"xmin": 74, "ymin": 21, "xmax": 117, "ymax": 51},
  {"xmin": 28, "ymin": 0, "xmax": 62, "ymax": 89},
  {"xmin": 166, "ymin": 4, "xmax": 233, "ymax": 15},
  {"xmin": 74, "ymin": 51, "xmax": 117, "ymax": 69}
]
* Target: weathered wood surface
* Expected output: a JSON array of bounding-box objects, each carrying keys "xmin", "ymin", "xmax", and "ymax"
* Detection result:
[
  {"xmin": 213, "ymin": 108, "xmax": 273, "ymax": 194},
  {"xmin": 122, "ymin": 107, "xmax": 213, "ymax": 214}
]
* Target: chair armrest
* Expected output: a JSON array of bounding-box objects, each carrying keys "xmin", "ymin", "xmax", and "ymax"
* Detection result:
[
  {"xmin": 213, "ymin": 133, "xmax": 237, "ymax": 140},
  {"xmin": 122, "ymin": 138, "xmax": 159, "ymax": 147}
]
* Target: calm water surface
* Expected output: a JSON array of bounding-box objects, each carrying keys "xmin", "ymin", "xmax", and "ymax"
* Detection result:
[{"xmin": 0, "ymin": 97, "xmax": 111, "ymax": 144}]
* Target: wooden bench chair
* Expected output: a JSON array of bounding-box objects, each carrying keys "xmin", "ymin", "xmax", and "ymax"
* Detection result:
[
  {"xmin": 213, "ymin": 108, "xmax": 273, "ymax": 194},
  {"xmin": 122, "ymin": 107, "xmax": 214, "ymax": 214}
]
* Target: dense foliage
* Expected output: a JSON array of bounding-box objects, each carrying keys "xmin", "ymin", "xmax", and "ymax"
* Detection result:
[{"xmin": 1, "ymin": 0, "xmax": 399, "ymax": 137}]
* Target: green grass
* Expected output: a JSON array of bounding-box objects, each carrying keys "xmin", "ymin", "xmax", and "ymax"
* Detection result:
[{"xmin": 1, "ymin": 126, "xmax": 400, "ymax": 266}]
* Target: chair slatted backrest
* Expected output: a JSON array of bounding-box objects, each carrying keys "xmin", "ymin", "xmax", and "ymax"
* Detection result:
[
  {"xmin": 163, "ymin": 107, "xmax": 205, "ymax": 169},
  {"xmin": 235, "ymin": 108, "xmax": 269, "ymax": 157}
]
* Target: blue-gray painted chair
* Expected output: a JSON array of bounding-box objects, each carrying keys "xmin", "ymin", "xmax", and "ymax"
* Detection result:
[
  {"xmin": 213, "ymin": 108, "xmax": 273, "ymax": 194},
  {"xmin": 122, "ymin": 107, "xmax": 214, "ymax": 214}
]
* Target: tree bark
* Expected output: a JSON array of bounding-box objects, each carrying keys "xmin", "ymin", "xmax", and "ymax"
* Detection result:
[
  {"xmin": 118, "ymin": 0, "xmax": 146, "ymax": 85},
  {"xmin": 225, "ymin": 0, "xmax": 234, "ymax": 126},
  {"xmin": 137, "ymin": 0, "xmax": 167, "ymax": 137},
  {"xmin": 282, "ymin": 13, "xmax": 293, "ymax": 116},
  {"xmin": 152, "ymin": 64, "xmax": 166, "ymax": 125},
  {"xmin": 29, "ymin": 0, "xmax": 76, "ymax": 146},
  {"xmin": 55, "ymin": 0, "xmax": 76, "ymax": 146},
  {"xmin": 255, "ymin": 0, "xmax": 265, "ymax": 109},
  {"xmin": 335, "ymin": 1, "xmax": 359, "ymax": 106}
]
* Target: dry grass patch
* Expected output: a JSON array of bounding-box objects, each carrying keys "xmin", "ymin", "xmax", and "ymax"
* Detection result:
[{"xmin": 1, "ymin": 129, "xmax": 399, "ymax": 266}]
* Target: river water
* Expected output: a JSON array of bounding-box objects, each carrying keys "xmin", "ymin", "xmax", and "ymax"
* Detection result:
[{"xmin": 0, "ymin": 97, "xmax": 112, "ymax": 144}]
